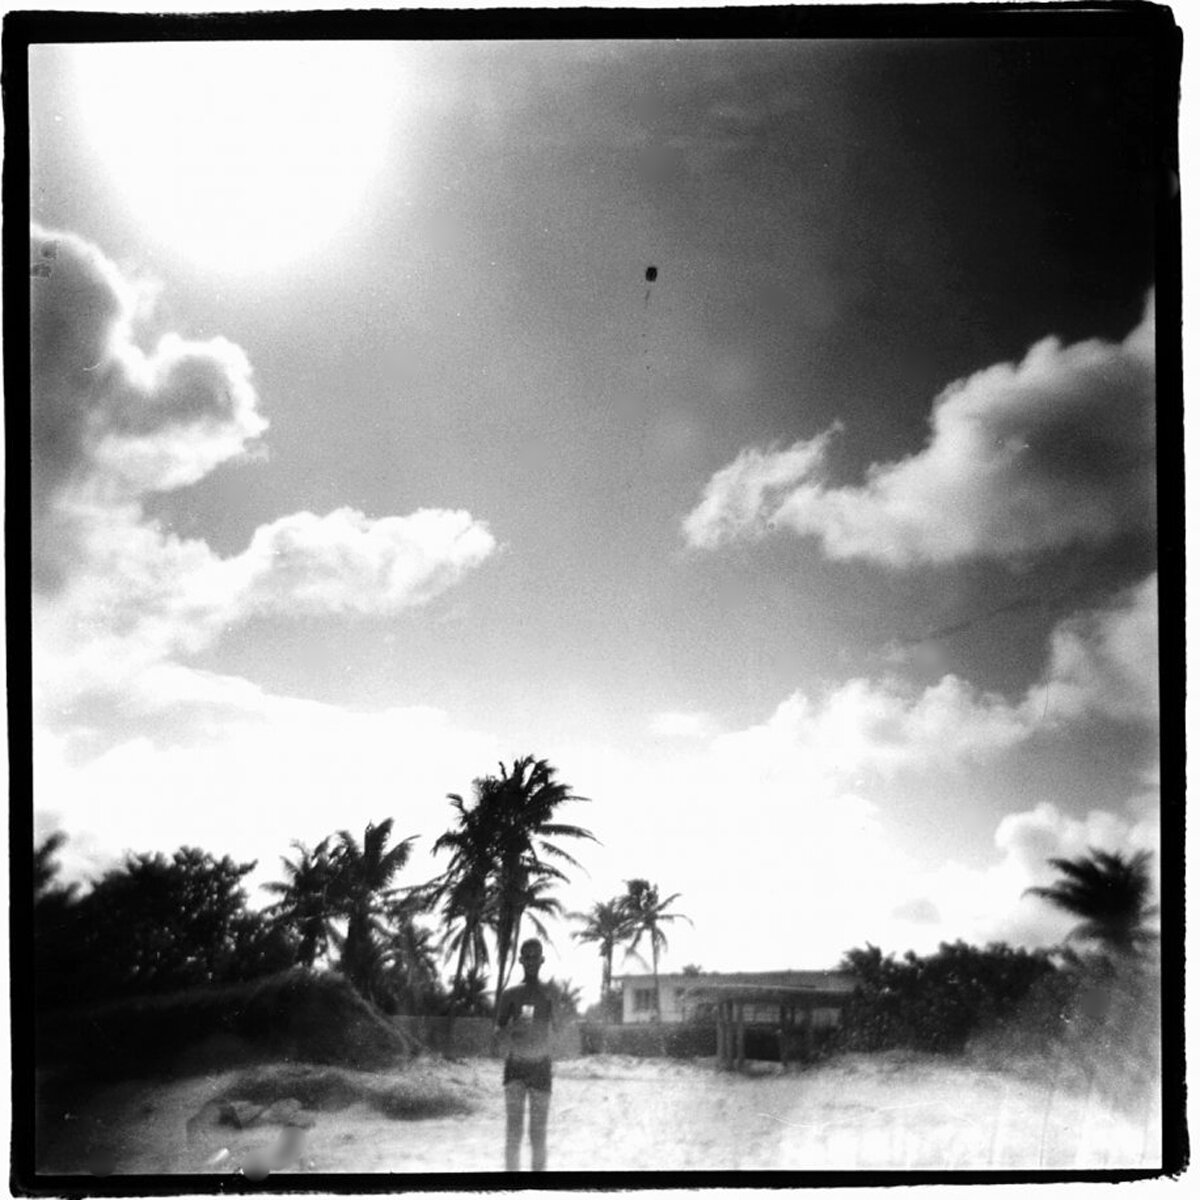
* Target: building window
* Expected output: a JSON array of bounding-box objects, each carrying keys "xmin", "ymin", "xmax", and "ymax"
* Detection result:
[{"xmin": 633, "ymin": 988, "xmax": 656, "ymax": 1013}]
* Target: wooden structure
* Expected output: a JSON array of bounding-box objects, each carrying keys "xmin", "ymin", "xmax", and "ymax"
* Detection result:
[{"xmin": 698, "ymin": 984, "xmax": 855, "ymax": 1072}]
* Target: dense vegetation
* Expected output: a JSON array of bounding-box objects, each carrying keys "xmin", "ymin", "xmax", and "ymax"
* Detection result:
[
  {"xmin": 33, "ymin": 755, "xmax": 596, "ymax": 1020},
  {"xmin": 35, "ymin": 777, "xmax": 1158, "ymax": 1092},
  {"xmin": 836, "ymin": 940, "xmax": 1058, "ymax": 1054}
]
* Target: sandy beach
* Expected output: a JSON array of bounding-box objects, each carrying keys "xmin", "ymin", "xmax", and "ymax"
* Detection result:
[{"xmin": 37, "ymin": 1051, "xmax": 1160, "ymax": 1176}]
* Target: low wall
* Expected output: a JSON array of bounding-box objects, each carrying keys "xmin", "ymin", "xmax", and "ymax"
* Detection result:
[
  {"xmin": 393, "ymin": 1016, "xmax": 582, "ymax": 1059},
  {"xmin": 580, "ymin": 1022, "xmax": 717, "ymax": 1058},
  {"xmin": 580, "ymin": 1021, "xmax": 839, "ymax": 1062}
]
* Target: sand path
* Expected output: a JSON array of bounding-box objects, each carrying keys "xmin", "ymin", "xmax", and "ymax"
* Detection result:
[{"xmin": 40, "ymin": 1053, "xmax": 1160, "ymax": 1175}]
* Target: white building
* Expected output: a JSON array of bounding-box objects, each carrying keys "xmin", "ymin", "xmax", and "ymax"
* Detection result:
[{"xmin": 614, "ymin": 969, "xmax": 856, "ymax": 1025}]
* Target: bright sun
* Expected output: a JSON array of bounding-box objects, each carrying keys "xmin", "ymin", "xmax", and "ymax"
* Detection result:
[{"xmin": 71, "ymin": 42, "xmax": 399, "ymax": 274}]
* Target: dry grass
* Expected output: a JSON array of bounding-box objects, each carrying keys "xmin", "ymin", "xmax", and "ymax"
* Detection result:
[{"xmin": 217, "ymin": 1063, "xmax": 476, "ymax": 1120}]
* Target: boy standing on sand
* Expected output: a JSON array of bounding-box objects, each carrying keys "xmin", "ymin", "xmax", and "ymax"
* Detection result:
[{"xmin": 494, "ymin": 938, "xmax": 556, "ymax": 1171}]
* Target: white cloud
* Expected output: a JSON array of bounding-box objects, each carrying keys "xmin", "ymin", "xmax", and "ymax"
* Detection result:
[
  {"xmin": 1027, "ymin": 573, "xmax": 1159, "ymax": 725},
  {"xmin": 648, "ymin": 710, "xmax": 719, "ymax": 739},
  {"xmin": 683, "ymin": 297, "xmax": 1155, "ymax": 564},
  {"xmin": 586, "ymin": 577, "xmax": 1159, "ymax": 971},
  {"xmin": 33, "ymin": 691, "xmax": 505, "ymax": 898},
  {"xmin": 32, "ymin": 227, "xmax": 266, "ymax": 576},
  {"xmin": 681, "ymin": 428, "xmax": 838, "ymax": 550},
  {"xmin": 31, "ymin": 226, "xmax": 498, "ymax": 748},
  {"xmin": 554, "ymin": 676, "xmax": 1159, "ymax": 979},
  {"xmin": 230, "ymin": 507, "xmax": 496, "ymax": 617},
  {"xmin": 708, "ymin": 673, "xmax": 1032, "ymax": 788}
]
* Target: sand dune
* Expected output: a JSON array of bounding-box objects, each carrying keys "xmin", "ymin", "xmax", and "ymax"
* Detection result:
[{"xmin": 37, "ymin": 1051, "xmax": 1160, "ymax": 1176}]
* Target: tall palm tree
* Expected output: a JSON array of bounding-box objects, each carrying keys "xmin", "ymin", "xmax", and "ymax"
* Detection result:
[
  {"xmin": 262, "ymin": 838, "xmax": 337, "ymax": 968},
  {"xmin": 431, "ymin": 757, "xmax": 595, "ymax": 1013},
  {"xmin": 621, "ymin": 878, "xmax": 692, "ymax": 1022},
  {"xmin": 432, "ymin": 783, "xmax": 501, "ymax": 1008},
  {"xmin": 330, "ymin": 820, "xmax": 418, "ymax": 998},
  {"xmin": 487, "ymin": 756, "xmax": 597, "ymax": 1009},
  {"xmin": 570, "ymin": 898, "xmax": 633, "ymax": 1019},
  {"xmin": 1025, "ymin": 849, "xmax": 1158, "ymax": 959}
]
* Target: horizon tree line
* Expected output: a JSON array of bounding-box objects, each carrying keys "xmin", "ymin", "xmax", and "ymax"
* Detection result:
[
  {"xmin": 32, "ymin": 755, "xmax": 603, "ymax": 1018},
  {"xmin": 33, "ymin": 776, "xmax": 1157, "ymax": 1029}
]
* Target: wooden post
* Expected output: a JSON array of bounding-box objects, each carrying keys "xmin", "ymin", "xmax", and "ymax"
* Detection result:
[
  {"xmin": 802, "ymin": 1002, "xmax": 813, "ymax": 1061},
  {"xmin": 735, "ymin": 1003, "xmax": 746, "ymax": 1072}
]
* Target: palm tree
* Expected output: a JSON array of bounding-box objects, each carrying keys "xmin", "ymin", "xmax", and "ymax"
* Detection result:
[
  {"xmin": 621, "ymin": 878, "xmax": 692, "ymax": 1022},
  {"xmin": 487, "ymin": 757, "xmax": 597, "ymax": 1010},
  {"xmin": 330, "ymin": 819, "xmax": 418, "ymax": 998},
  {"xmin": 1025, "ymin": 849, "xmax": 1158, "ymax": 959},
  {"xmin": 570, "ymin": 898, "xmax": 633, "ymax": 1020},
  {"xmin": 431, "ymin": 783, "xmax": 501, "ymax": 1008},
  {"xmin": 496, "ymin": 869, "xmax": 564, "ymax": 953},
  {"xmin": 262, "ymin": 838, "xmax": 337, "ymax": 968},
  {"xmin": 450, "ymin": 964, "xmax": 494, "ymax": 1017},
  {"xmin": 431, "ymin": 756, "xmax": 596, "ymax": 1014},
  {"xmin": 373, "ymin": 896, "xmax": 443, "ymax": 1014}
]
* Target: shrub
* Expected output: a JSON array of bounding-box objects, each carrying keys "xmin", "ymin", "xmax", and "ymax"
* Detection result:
[
  {"xmin": 36, "ymin": 969, "xmax": 417, "ymax": 1081},
  {"xmin": 838, "ymin": 941, "xmax": 1057, "ymax": 1054},
  {"xmin": 970, "ymin": 953, "xmax": 1161, "ymax": 1114}
]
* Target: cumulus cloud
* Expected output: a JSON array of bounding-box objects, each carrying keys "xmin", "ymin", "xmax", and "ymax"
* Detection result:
[
  {"xmin": 680, "ymin": 428, "xmax": 838, "ymax": 551},
  {"xmin": 710, "ymin": 673, "xmax": 1032, "ymax": 785},
  {"xmin": 31, "ymin": 225, "xmax": 497, "ymax": 754},
  {"xmin": 562, "ymin": 663, "xmax": 1159, "ymax": 971},
  {"xmin": 602, "ymin": 570, "xmax": 1157, "ymax": 965},
  {"xmin": 230, "ymin": 507, "xmax": 496, "ymax": 617},
  {"xmin": 683, "ymin": 297, "xmax": 1155, "ymax": 564},
  {"xmin": 693, "ymin": 571, "xmax": 1157, "ymax": 788},
  {"xmin": 1027, "ymin": 573, "xmax": 1158, "ymax": 725},
  {"xmin": 880, "ymin": 792, "xmax": 1159, "ymax": 954},
  {"xmin": 648, "ymin": 710, "xmax": 719, "ymax": 739},
  {"xmin": 32, "ymin": 226, "xmax": 267, "ymax": 588}
]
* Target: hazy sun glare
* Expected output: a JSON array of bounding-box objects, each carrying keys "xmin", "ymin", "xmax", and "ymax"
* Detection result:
[{"xmin": 71, "ymin": 42, "xmax": 399, "ymax": 274}]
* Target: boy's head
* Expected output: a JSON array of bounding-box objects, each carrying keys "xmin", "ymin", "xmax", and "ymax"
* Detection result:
[{"xmin": 519, "ymin": 939, "xmax": 544, "ymax": 975}]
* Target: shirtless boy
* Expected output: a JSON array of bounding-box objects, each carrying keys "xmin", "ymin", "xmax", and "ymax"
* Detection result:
[{"xmin": 494, "ymin": 938, "xmax": 556, "ymax": 1171}]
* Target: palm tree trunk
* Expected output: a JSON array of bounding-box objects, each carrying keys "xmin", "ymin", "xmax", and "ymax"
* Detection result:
[
  {"xmin": 602, "ymin": 944, "xmax": 613, "ymax": 1020},
  {"xmin": 451, "ymin": 932, "xmax": 472, "ymax": 1010},
  {"xmin": 652, "ymin": 939, "xmax": 666, "ymax": 1056},
  {"xmin": 494, "ymin": 910, "xmax": 523, "ymax": 1012},
  {"xmin": 652, "ymin": 940, "xmax": 660, "ymax": 1022}
]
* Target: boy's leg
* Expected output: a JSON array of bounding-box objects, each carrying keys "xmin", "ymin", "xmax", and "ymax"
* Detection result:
[
  {"xmin": 529, "ymin": 1088, "xmax": 551, "ymax": 1172},
  {"xmin": 504, "ymin": 1082, "xmax": 527, "ymax": 1171}
]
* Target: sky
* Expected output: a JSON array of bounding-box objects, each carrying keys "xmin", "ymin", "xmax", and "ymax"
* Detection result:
[{"xmin": 28, "ymin": 33, "xmax": 1164, "ymax": 1005}]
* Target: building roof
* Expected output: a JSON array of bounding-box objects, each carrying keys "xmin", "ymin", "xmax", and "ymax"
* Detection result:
[
  {"xmin": 614, "ymin": 969, "xmax": 856, "ymax": 992},
  {"xmin": 686, "ymin": 983, "xmax": 855, "ymax": 1007}
]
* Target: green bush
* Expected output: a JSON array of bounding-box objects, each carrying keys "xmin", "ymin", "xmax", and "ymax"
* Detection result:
[
  {"xmin": 970, "ymin": 955, "xmax": 1161, "ymax": 1113},
  {"xmin": 838, "ymin": 941, "xmax": 1057, "ymax": 1054},
  {"xmin": 36, "ymin": 969, "xmax": 417, "ymax": 1081}
]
